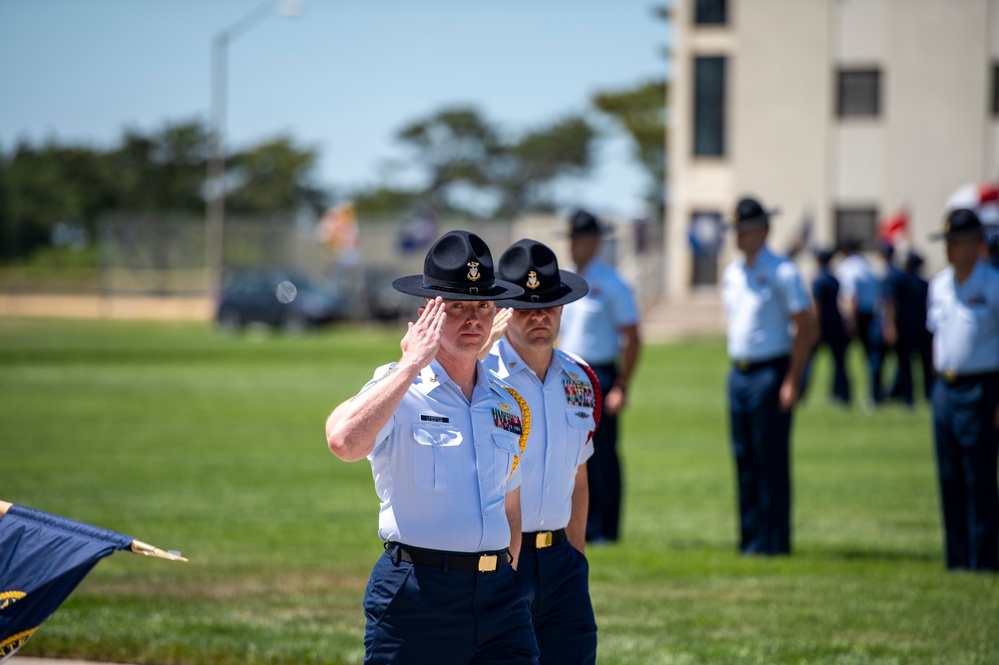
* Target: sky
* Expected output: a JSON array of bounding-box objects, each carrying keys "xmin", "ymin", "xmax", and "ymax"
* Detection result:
[{"xmin": 0, "ymin": 0, "xmax": 667, "ymax": 220}]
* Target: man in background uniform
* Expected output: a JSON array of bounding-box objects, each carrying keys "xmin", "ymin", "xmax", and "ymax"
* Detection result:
[
  {"xmin": 837, "ymin": 238, "xmax": 884, "ymax": 407},
  {"xmin": 722, "ymin": 196, "xmax": 817, "ymax": 555},
  {"xmin": 484, "ymin": 238, "xmax": 599, "ymax": 665},
  {"xmin": 326, "ymin": 230, "xmax": 541, "ymax": 663},
  {"xmin": 558, "ymin": 209, "xmax": 642, "ymax": 544},
  {"xmin": 927, "ymin": 208, "xmax": 999, "ymax": 572}
]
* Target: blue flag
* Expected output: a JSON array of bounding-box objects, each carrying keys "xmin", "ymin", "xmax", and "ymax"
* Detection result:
[{"xmin": 0, "ymin": 504, "xmax": 134, "ymax": 660}]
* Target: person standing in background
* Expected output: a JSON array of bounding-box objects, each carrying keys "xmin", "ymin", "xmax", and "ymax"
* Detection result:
[
  {"xmin": 805, "ymin": 247, "xmax": 851, "ymax": 405},
  {"xmin": 722, "ymin": 196, "xmax": 817, "ymax": 555},
  {"xmin": 837, "ymin": 238, "xmax": 884, "ymax": 407},
  {"xmin": 904, "ymin": 250, "xmax": 934, "ymax": 401},
  {"xmin": 558, "ymin": 209, "xmax": 642, "ymax": 544},
  {"xmin": 926, "ymin": 208, "xmax": 999, "ymax": 572}
]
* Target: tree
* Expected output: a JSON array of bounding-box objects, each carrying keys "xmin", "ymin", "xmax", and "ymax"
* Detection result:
[
  {"xmin": 226, "ymin": 136, "xmax": 328, "ymax": 217},
  {"xmin": 394, "ymin": 106, "xmax": 500, "ymax": 209},
  {"xmin": 374, "ymin": 106, "xmax": 597, "ymax": 219},
  {"xmin": 591, "ymin": 79, "xmax": 667, "ymax": 216},
  {"xmin": 590, "ymin": 4, "xmax": 669, "ymax": 220},
  {"xmin": 493, "ymin": 116, "xmax": 596, "ymax": 217}
]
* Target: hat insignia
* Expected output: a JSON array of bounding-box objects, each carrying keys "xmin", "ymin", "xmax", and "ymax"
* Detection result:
[
  {"xmin": 526, "ymin": 271, "xmax": 540, "ymax": 290},
  {"xmin": 467, "ymin": 262, "xmax": 481, "ymax": 281},
  {"xmin": 943, "ymin": 221, "xmax": 951, "ymax": 234}
]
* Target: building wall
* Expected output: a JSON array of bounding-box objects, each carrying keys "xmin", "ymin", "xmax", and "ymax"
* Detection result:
[{"xmin": 665, "ymin": 0, "xmax": 999, "ymax": 299}]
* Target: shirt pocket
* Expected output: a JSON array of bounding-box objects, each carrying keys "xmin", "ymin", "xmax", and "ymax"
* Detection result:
[
  {"xmin": 412, "ymin": 423, "xmax": 463, "ymax": 492},
  {"xmin": 563, "ymin": 407, "xmax": 595, "ymax": 468},
  {"xmin": 491, "ymin": 430, "xmax": 521, "ymax": 487}
]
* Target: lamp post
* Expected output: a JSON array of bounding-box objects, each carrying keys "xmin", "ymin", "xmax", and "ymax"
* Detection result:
[{"xmin": 206, "ymin": 0, "xmax": 303, "ymax": 292}]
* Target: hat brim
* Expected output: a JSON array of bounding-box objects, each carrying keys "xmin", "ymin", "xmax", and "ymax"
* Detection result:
[
  {"xmin": 494, "ymin": 270, "xmax": 590, "ymax": 309},
  {"xmin": 929, "ymin": 229, "xmax": 984, "ymax": 242},
  {"xmin": 566, "ymin": 226, "xmax": 613, "ymax": 239},
  {"xmin": 392, "ymin": 275, "xmax": 525, "ymax": 301},
  {"xmin": 727, "ymin": 207, "xmax": 780, "ymax": 230}
]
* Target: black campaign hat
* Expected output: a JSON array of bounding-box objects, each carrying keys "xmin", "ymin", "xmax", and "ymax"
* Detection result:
[
  {"xmin": 729, "ymin": 196, "xmax": 779, "ymax": 230},
  {"xmin": 931, "ymin": 208, "xmax": 984, "ymax": 241},
  {"xmin": 494, "ymin": 239, "xmax": 589, "ymax": 309},
  {"xmin": 567, "ymin": 209, "xmax": 611, "ymax": 238},
  {"xmin": 392, "ymin": 230, "xmax": 525, "ymax": 300}
]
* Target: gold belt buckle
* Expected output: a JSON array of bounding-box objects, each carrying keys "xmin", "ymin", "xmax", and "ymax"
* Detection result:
[
  {"xmin": 943, "ymin": 369, "xmax": 957, "ymax": 384},
  {"xmin": 477, "ymin": 554, "xmax": 498, "ymax": 572},
  {"xmin": 536, "ymin": 532, "xmax": 554, "ymax": 548}
]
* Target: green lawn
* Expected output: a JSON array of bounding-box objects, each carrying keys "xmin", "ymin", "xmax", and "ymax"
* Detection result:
[{"xmin": 1, "ymin": 318, "xmax": 995, "ymax": 665}]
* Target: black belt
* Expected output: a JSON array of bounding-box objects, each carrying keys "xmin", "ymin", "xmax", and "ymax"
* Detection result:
[
  {"xmin": 385, "ymin": 542, "xmax": 510, "ymax": 573},
  {"xmin": 938, "ymin": 370, "xmax": 999, "ymax": 386},
  {"xmin": 732, "ymin": 355, "xmax": 789, "ymax": 373},
  {"xmin": 522, "ymin": 528, "xmax": 567, "ymax": 549}
]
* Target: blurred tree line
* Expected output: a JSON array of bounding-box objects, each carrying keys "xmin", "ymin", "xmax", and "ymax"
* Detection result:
[{"xmin": 0, "ymin": 2, "xmax": 667, "ymax": 264}]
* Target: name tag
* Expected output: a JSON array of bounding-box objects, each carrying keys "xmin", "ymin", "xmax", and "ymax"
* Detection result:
[{"xmin": 420, "ymin": 414, "xmax": 449, "ymax": 423}]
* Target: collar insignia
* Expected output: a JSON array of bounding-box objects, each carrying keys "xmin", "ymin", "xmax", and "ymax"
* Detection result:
[{"xmin": 467, "ymin": 262, "xmax": 481, "ymax": 282}]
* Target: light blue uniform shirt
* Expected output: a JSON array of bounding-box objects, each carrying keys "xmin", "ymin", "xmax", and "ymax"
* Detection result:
[
  {"xmin": 365, "ymin": 358, "xmax": 527, "ymax": 552},
  {"xmin": 483, "ymin": 339, "xmax": 596, "ymax": 533},
  {"xmin": 559, "ymin": 258, "xmax": 640, "ymax": 366},
  {"xmin": 723, "ymin": 246, "xmax": 811, "ymax": 362},
  {"xmin": 927, "ymin": 261, "xmax": 999, "ymax": 375},
  {"xmin": 835, "ymin": 254, "xmax": 880, "ymax": 313}
]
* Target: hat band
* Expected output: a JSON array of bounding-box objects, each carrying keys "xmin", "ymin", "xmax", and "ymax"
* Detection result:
[
  {"xmin": 520, "ymin": 281, "xmax": 570, "ymax": 303},
  {"xmin": 422, "ymin": 274, "xmax": 495, "ymax": 295}
]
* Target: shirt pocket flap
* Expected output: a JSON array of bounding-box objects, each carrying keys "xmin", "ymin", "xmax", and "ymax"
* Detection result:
[
  {"xmin": 491, "ymin": 430, "xmax": 521, "ymax": 455},
  {"xmin": 413, "ymin": 424, "xmax": 462, "ymax": 447},
  {"xmin": 565, "ymin": 407, "xmax": 595, "ymax": 431}
]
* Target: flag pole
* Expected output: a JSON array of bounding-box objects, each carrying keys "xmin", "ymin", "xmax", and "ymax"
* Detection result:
[{"xmin": 0, "ymin": 500, "xmax": 188, "ymax": 562}]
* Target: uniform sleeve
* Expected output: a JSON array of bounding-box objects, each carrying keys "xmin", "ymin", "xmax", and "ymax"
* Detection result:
[
  {"xmin": 776, "ymin": 260, "xmax": 811, "ymax": 314},
  {"xmin": 926, "ymin": 277, "xmax": 942, "ymax": 334},
  {"xmin": 607, "ymin": 272, "xmax": 640, "ymax": 327}
]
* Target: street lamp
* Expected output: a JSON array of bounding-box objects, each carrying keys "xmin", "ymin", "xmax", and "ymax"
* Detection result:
[{"xmin": 205, "ymin": 0, "xmax": 303, "ymax": 291}]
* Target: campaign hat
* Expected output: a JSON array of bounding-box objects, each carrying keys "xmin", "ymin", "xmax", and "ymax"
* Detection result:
[
  {"xmin": 567, "ymin": 209, "xmax": 611, "ymax": 239},
  {"xmin": 729, "ymin": 196, "xmax": 779, "ymax": 230},
  {"xmin": 392, "ymin": 230, "xmax": 524, "ymax": 300},
  {"xmin": 931, "ymin": 208, "xmax": 984, "ymax": 241},
  {"xmin": 494, "ymin": 239, "xmax": 589, "ymax": 309}
]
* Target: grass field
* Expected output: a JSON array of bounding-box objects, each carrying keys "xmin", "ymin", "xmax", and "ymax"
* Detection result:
[{"xmin": 1, "ymin": 317, "xmax": 996, "ymax": 665}]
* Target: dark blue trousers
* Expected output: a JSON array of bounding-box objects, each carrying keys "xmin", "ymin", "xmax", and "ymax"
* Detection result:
[
  {"xmin": 363, "ymin": 548, "xmax": 540, "ymax": 664},
  {"xmin": 728, "ymin": 357, "xmax": 793, "ymax": 555},
  {"xmin": 931, "ymin": 375, "xmax": 999, "ymax": 571},
  {"xmin": 517, "ymin": 541, "xmax": 597, "ymax": 665},
  {"xmin": 586, "ymin": 364, "xmax": 622, "ymax": 542}
]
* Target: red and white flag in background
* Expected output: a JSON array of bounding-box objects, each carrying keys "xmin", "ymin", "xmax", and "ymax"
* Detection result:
[{"xmin": 877, "ymin": 208, "xmax": 909, "ymax": 246}]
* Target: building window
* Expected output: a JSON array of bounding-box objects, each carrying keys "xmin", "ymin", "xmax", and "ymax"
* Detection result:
[
  {"xmin": 835, "ymin": 207, "xmax": 879, "ymax": 250},
  {"xmin": 694, "ymin": 0, "xmax": 727, "ymax": 25},
  {"xmin": 837, "ymin": 68, "xmax": 881, "ymax": 117},
  {"xmin": 693, "ymin": 56, "xmax": 726, "ymax": 156},
  {"xmin": 992, "ymin": 61, "xmax": 999, "ymax": 116}
]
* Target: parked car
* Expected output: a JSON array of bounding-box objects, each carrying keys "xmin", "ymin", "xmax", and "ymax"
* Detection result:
[{"xmin": 215, "ymin": 269, "xmax": 349, "ymax": 333}]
